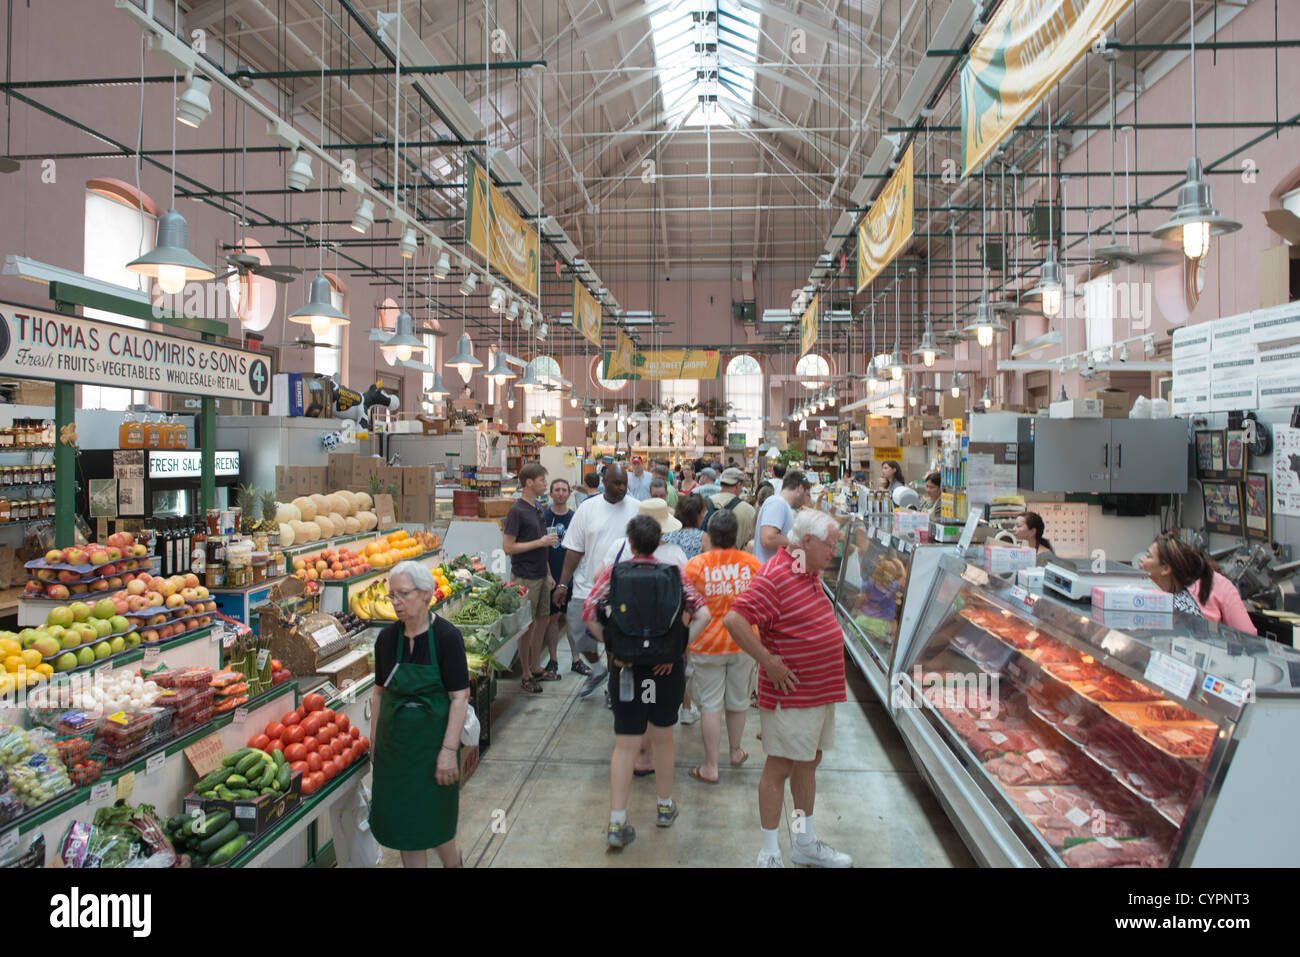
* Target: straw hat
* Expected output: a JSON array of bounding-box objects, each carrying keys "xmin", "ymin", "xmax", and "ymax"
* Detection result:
[{"xmin": 637, "ymin": 497, "xmax": 682, "ymax": 533}]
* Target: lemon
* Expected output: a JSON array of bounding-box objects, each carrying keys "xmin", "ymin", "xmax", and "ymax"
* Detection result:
[
  {"xmin": 0, "ymin": 638, "xmax": 19, "ymax": 658},
  {"xmin": 20, "ymin": 648, "xmax": 41, "ymax": 670},
  {"xmin": 35, "ymin": 663, "xmax": 53, "ymax": 679},
  {"xmin": 3, "ymin": 655, "xmax": 23, "ymax": 674}
]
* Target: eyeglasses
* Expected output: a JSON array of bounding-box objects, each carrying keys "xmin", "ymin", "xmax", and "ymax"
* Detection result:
[{"xmin": 390, "ymin": 587, "xmax": 423, "ymax": 603}]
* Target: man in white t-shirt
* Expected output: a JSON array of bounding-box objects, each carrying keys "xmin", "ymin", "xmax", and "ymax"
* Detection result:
[
  {"xmin": 753, "ymin": 470, "xmax": 811, "ymax": 566},
  {"xmin": 767, "ymin": 461, "xmax": 787, "ymax": 496},
  {"xmin": 553, "ymin": 464, "xmax": 641, "ymax": 697},
  {"xmin": 601, "ymin": 497, "xmax": 690, "ymax": 571}
]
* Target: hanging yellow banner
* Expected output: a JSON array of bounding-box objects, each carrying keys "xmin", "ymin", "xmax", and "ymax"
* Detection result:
[
  {"xmin": 961, "ymin": 0, "xmax": 1133, "ymax": 177},
  {"xmin": 602, "ymin": 344, "xmax": 720, "ymax": 380},
  {"xmin": 573, "ymin": 279, "xmax": 602, "ymax": 348},
  {"xmin": 604, "ymin": 328, "xmax": 637, "ymax": 380},
  {"xmin": 856, "ymin": 145, "xmax": 914, "ymax": 292},
  {"xmin": 800, "ymin": 293, "xmax": 819, "ymax": 356},
  {"xmin": 465, "ymin": 157, "xmax": 540, "ymax": 296}
]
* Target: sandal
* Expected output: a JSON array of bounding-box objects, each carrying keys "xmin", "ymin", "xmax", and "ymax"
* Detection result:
[
  {"xmin": 542, "ymin": 660, "xmax": 560, "ymax": 678},
  {"xmin": 689, "ymin": 766, "xmax": 719, "ymax": 785},
  {"xmin": 729, "ymin": 747, "xmax": 749, "ymax": 767},
  {"xmin": 633, "ymin": 767, "xmax": 654, "ymax": 777},
  {"xmin": 571, "ymin": 659, "xmax": 592, "ymax": 677},
  {"xmin": 533, "ymin": 669, "xmax": 562, "ymax": 682},
  {"xmin": 521, "ymin": 677, "xmax": 543, "ymax": 693}
]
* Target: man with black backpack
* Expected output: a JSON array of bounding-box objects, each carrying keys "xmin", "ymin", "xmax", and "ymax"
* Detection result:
[
  {"xmin": 706, "ymin": 467, "xmax": 756, "ymax": 551},
  {"xmin": 583, "ymin": 514, "xmax": 711, "ymax": 851}
]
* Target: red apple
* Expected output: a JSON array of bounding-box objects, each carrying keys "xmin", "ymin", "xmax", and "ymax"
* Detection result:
[
  {"xmin": 47, "ymin": 584, "xmax": 69, "ymax": 600},
  {"xmin": 140, "ymin": 629, "xmax": 160, "ymax": 642},
  {"xmin": 90, "ymin": 579, "xmax": 109, "ymax": 592}
]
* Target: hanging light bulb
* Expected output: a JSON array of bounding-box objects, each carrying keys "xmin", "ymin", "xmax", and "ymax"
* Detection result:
[
  {"xmin": 980, "ymin": 385, "xmax": 993, "ymax": 409},
  {"xmin": 951, "ymin": 372, "xmax": 964, "ymax": 399},
  {"xmin": 445, "ymin": 333, "xmax": 482, "ymax": 375},
  {"xmin": 175, "ymin": 74, "xmax": 212, "ymax": 128},
  {"xmin": 1031, "ymin": 245, "xmax": 1065, "ymax": 319},
  {"xmin": 126, "ymin": 208, "xmax": 215, "ymax": 293},
  {"xmin": 962, "ymin": 295, "xmax": 1008, "ymax": 348},
  {"xmin": 424, "ymin": 371, "xmax": 449, "ymax": 399},
  {"xmin": 516, "ymin": 361, "xmax": 543, "ymax": 393},
  {"xmin": 911, "ymin": 317, "xmax": 945, "ymax": 368},
  {"xmin": 570, "ymin": 395, "xmax": 578, "ymax": 408},
  {"xmin": 379, "ymin": 311, "xmax": 425, "ymax": 363},
  {"xmin": 398, "ymin": 226, "xmax": 418, "ymax": 259},
  {"xmin": 1150, "ymin": 159, "xmax": 1241, "ymax": 260},
  {"xmin": 907, "ymin": 385, "xmax": 918, "ymax": 408},
  {"xmin": 289, "ymin": 274, "xmax": 349, "ymax": 336},
  {"xmin": 486, "ymin": 348, "xmax": 517, "ymax": 385},
  {"xmin": 827, "ymin": 390, "xmax": 836, "ymax": 407},
  {"xmin": 350, "ymin": 198, "xmax": 376, "ymax": 233},
  {"xmin": 889, "ymin": 342, "xmax": 905, "ymax": 380},
  {"xmin": 507, "ymin": 396, "xmax": 515, "ymax": 409}
]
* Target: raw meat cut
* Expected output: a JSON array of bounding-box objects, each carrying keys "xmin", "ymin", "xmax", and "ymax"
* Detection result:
[
  {"xmin": 1061, "ymin": 837, "xmax": 1169, "ymax": 868},
  {"xmin": 986, "ymin": 750, "xmax": 1078, "ymax": 786},
  {"xmin": 1068, "ymin": 674, "xmax": 1163, "ymax": 703},
  {"xmin": 1143, "ymin": 702, "xmax": 1200, "ymax": 722},
  {"xmin": 1005, "ymin": 787, "xmax": 1147, "ymax": 846},
  {"xmin": 1024, "ymin": 640, "xmax": 1081, "ymax": 665},
  {"xmin": 1134, "ymin": 723, "xmax": 1216, "ymax": 759}
]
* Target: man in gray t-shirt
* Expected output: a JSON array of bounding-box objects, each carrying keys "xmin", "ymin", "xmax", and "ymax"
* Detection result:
[{"xmin": 753, "ymin": 470, "xmax": 811, "ymax": 565}]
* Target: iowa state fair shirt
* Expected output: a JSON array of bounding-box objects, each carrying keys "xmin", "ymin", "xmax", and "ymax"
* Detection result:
[
  {"xmin": 730, "ymin": 546, "xmax": 846, "ymax": 709},
  {"xmin": 685, "ymin": 548, "xmax": 761, "ymax": 656}
]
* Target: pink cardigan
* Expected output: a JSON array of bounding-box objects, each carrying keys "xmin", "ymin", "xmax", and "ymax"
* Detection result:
[{"xmin": 1189, "ymin": 572, "xmax": 1256, "ymax": 635}]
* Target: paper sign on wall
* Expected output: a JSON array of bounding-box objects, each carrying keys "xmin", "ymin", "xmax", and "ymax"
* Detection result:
[
  {"xmin": 183, "ymin": 733, "xmax": 226, "ymax": 777},
  {"xmin": 374, "ymin": 494, "xmax": 396, "ymax": 530}
]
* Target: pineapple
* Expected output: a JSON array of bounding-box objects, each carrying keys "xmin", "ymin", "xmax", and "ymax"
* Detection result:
[
  {"xmin": 259, "ymin": 489, "xmax": 278, "ymax": 533},
  {"xmin": 368, "ymin": 475, "xmax": 384, "ymax": 497},
  {"xmin": 236, "ymin": 484, "xmax": 258, "ymax": 535}
]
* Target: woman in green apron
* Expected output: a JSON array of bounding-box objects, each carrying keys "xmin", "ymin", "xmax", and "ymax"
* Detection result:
[{"xmin": 368, "ymin": 561, "xmax": 471, "ymax": 867}]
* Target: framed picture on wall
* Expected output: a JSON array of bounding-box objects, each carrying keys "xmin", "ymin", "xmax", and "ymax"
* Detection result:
[
  {"xmin": 1223, "ymin": 429, "xmax": 1248, "ymax": 482},
  {"xmin": 1195, "ymin": 429, "xmax": 1224, "ymax": 478},
  {"xmin": 1202, "ymin": 480, "xmax": 1244, "ymax": 537},
  {"xmin": 1243, "ymin": 472, "xmax": 1273, "ymax": 543}
]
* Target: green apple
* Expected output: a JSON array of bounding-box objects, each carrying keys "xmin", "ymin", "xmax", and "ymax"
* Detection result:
[
  {"xmin": 92, "ymin": 641, "xmax": 111, "ymax": 660},
  {"xmin": 78, "ymin": 625, "xmax": 98, "ymax": 646},
  {"xmin": 53, "ymin": 652, "xmax": 78, "ymax": 673},
  {"xmin": 46, "ymin": 606, "xmax": 74, "ymax": 628},
  {"xmin": 91, "ymin": 619, "xmax": 112, "ymax": 640},
  {"xmin": 69, "ymin": 602, "xmax": 91, "ymax": 622},
  {"xmin": 92, "ymin": 599, "xmax": 117, "ymax": 620},
  {"xmin": 108, "ymin": 616, "xmax": 130, "ymax": 635},
  {"xmin": 60, "ymin": 632, "xmax": 80, "ymax": 651},
  {"xmin": 124, "ymin": 632, "xmax": 141, "ymax": 648},
  {"xmin": 17, "ymin": 629, "xmax": 37, "ymax": 649},
  {"xmin": 32, "ymin": 636, "xmax": 60, "ymax": 658},
  {"xmin": 75, "ymin": 647, "xmax": 95, "ymax": 667},
  {"xmin": 108, "ymin": 636, "xmax": 125, "ymax": 654}
]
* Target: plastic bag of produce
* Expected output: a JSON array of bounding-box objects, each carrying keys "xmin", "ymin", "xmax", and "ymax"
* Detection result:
[{"xmin": 329, "ymin": 780, "xmax": 382, "ymax": 868}]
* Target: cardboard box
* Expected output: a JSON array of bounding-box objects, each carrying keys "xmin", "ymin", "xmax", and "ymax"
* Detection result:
[
  {"xmin": 417, "ymin": 415, "xmax": 449, "ymax": 435},
  {"xmin": 301, "ymin": 467, "xmax": 329, "ymax": 495},
  {"xmin": 1049, "ymin": 398, "xmax": 1103, "ymax": 419},
  {"xmin": 939, "ymin": 393, "xmax": 966, "ymax": 419},
  {"xmin": 373, "ymin": 466, "xmax": 403, "ymax": 498},
  {"xmin": 183, "ymin": 771, "xmax": 303, "ymax": 837},
  {"xmin": 1090, "ymin": 585, "xmax": 1173, "ymax": 612},
  {"xmin": 399, "ymin": 495, "xmax": 433, "ymax": 526},
  {"xmin": 981, "ymin": 545, "xmax": 1037, "ymax": 574},
  {"xmin": 1260, "ymin": 208, "xmax": 1300, "ymax": 308},
  {"xmin": 1016, "ymin": 566, "xmax": 1045, "ymax": 590},
  {"xmin": 900, "ymin": 421, "xmax": 924, "ymax": 446},
  {"xmin": 401, "ymin": 466, "xmax": 434, "ymax": 497},
  {"xmin": 271, "ymin": 372, "xmax": 307, "ymax": 416},
  {"xmin": 920, "ymin": 415, "xmax": 942, "ymax": 430},
  {"xmin": 1083, "ymin": 388, "xmax": 1130, "ymax": 419},
  {"xmin": 327, "ymin": 454, "xmax": 357, "ymax": 492},
  {"xmin": 1093, "ymin": 607, "xmax": 1176, "ymax": 631},
  {"xmin": 868, "ymin": 425, "xmax": 898, "ymax": 446}
]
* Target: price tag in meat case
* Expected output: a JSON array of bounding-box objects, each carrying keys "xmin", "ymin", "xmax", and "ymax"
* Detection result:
[
  {"xmin": 1095, "ymin": 836, "xmax": 1122, "ymax": 849},
  {"xmin": 1026, "ymin": 749, "xmax": 1047, "ymax": 764},
  {"xmin": 1024, "ymin": 789, "xmax": 1047, "ymax": 804},
  {"xmin": 1144, "ymin": 651, "xmax": 1198, "ymax": 701},
  {"xmin": 1064, "ymin": 806, "xmax": 1091, "ymax": 828},
  {"xmin": 1010, "ymin": 585, "xmax": 1039, "ymax": 612}
]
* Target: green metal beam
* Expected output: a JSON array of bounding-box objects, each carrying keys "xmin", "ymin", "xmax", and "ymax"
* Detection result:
[
  {"xmin": 201, "ymin": 334, "xmax": 216, "ymax": 516},
  {"xmin": 46, "ymin": 282, "xmax": 227, "ymax": 338}
]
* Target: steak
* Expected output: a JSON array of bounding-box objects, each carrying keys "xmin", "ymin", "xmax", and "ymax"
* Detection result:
[{"xmin": 1062, "ymin": 837, "xmax": 1169, "ymax": 868}]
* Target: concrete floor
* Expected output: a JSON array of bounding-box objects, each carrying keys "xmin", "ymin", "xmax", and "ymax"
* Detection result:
[{"xmin": 381, "ymin": 650, "xmax": 974, "ymax": 868}]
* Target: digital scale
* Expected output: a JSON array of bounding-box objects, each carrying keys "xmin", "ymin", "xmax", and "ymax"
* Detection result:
[{"xmin": 1042, "ymin": 559, "xmax": 1151, "ymax": 601}]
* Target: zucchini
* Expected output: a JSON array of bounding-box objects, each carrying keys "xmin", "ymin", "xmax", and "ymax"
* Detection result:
[
  {"xmin": 207, "ymin": 833, "xmax": 249, "ymax": 867},
  {"xmin": 195, "ymin": 820, "xmax": 240, "ymax": 854},
  {"xmin": 222, "ymin": 747, "xmax": 255, "ymax": 768},
  {"xmin": 194, "ymin": 766, "xmax": 235, "ymax": 792},
  {"xmin": 275, "ymin": 763, "xmax": 291, "ymax": 792},
  {"xmin": 192, "ymin": 810, "xmax": 231, "ymax": 838},
  {"xmin": 256, "ymin": 764, "xmax": 277, "ymax": 789}
]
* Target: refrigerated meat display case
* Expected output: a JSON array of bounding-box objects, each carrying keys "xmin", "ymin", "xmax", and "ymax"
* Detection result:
[
  {"xmin": 891, "ymin": 554, "xmax": 1300, "ymax": 867},
  {"xmin": 825, "ymin": 515, "xmax": 957, "ymax": 706}
]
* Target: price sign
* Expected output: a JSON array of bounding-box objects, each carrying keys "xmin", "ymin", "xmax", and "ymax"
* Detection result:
[
  {"xmin": 115, "ymin": 771, "xmax": 135, "ymax": 801},
  {"xmin": 143, "ymin": 647, "xmax": 160, "ymax": 666},
  {"xmin": 1064, "ymin": 807, "xmax": 1091, "ymax": 828},
  {"xmin": 1010, "ymin": 585, "xmax": 1039, "ymax": 611},
  {"xmin": 1024, "ymin": 790, "xmax": 1047, "ymax": 804},
  {"xmin": 255, "ymin": 649, "xmax": 270, "ymax": 670},
  {"xmin": 90, "ymin": 781, "xmax": 112, "ymax": 804},
  {"xmin": 1144, "ymin": 651, "xmax": 1198, "ymax": 701},
  {"xmin": 233, "ymin": 707, "xmax": 250, "ymax": 725},
  {"xmin": 183, "ymin": 733, "xmax": 226, "ymax": 777},
  {"xmin": 145, "ymin": 752, "xmax": 166, "ymax": 775},
  {"xmin": 1026, "ymin": 749, "xmax": 1047, "ymax": 764},
  {"xmin": 1096, "ymin": 836, "xmax": 1121, "ymax": 849},
  {"xmin": 0, "ymin": 826, "xmax": 18, "ymax": 859},
  {"xmin": 952, "ymin": 417, "xmax": 964, "ymax": 434},
  {"xmin": 312, "ymin": 624, "xmax": 341, "ymax": 649}
]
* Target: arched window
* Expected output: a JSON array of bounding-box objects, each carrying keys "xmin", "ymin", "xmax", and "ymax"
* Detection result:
[
  {"xmin": 795, "ymin": 353, "xmax": 830, "ymax": 388},
  {"xmin": 725, "ymin": 354, "xmax": 764, "ymax": 445},
  {"xmin": 82, "ymin": 183, "xmax": 157, "ymax": 410},
  {"xmin": 590, "ymin": 354, "xmax": 628, "ymax": 392},
  {"xmin": 526, "ymin": 355, "xmax": 563, "ymax": 424}
]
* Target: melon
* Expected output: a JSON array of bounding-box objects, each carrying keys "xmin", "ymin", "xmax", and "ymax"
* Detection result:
[
  {"xmin": 309, "ymin": 494, "xmax": 330, "ymax": 516},
  {"xmin": 357, "ymin": 511, "xmax": 378, "ymax": 532},
  {"xmin": 288, "ymin": 520, "xmax": 308, "ymax": 542},
  {"xmin": 314, "ymin": 514, "xmax": 336, "ymax": 538},
  {"xmin": 278, "ymin": 523, "xmax": 296, "ymax": 547},
  {"xmin": 291, "ymin": 497, "xmax": 317, "ymax": 522},
  {"xmin": 338, "ymin": 491, "xmax": 360, "ymax": 516},
  {"xmin": 354, "ymin": 492, "xmax": 373, "ymax": 511},
  {"xmin": 326, "ymin": 493, "xmax": 351, "ymax": 517},
  {"xmin": 343, "ymin": 516, "xmax": 361, "ymax": 534},
  {"xmin": 276, "ymin": 502, "xmax": 301, "ymax": 524},
  {"xmin": 302, "ymin": 521, "xmax": 322, "ymax": 542}
]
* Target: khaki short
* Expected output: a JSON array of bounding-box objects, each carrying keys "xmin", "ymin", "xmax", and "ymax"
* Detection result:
[
  {"xmin": 759, "ymin": 703, "xmax": 835, "ymax": 763},
  {"xmin": 691, "ymin": 653, "xmax": 756, "ymax": 714},
  {"xmin": 519, "ymin": 577, "xmax": 549, "ymax": 620}
]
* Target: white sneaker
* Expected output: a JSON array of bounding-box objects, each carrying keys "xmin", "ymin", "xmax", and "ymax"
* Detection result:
[
  {"xmin": 678, "ymin": 704, "xmax": 700, "ymax": 726},
  {"xmin": 791, "ymin": 839, "xmax": 853, "ymax": 868},
  {"xmin": 756, "ymin": 850, "xmax": 784, "ymax": 868},
  {"xmin": 578, "ymin": 663, "xmax": 608, "ymax": 699}
]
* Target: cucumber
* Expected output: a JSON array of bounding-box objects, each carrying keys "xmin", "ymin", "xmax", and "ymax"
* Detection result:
[
  {"xmin": 275, "ymin": 763, "xmax": 291, "ymax": 792},
  {"xmin": 222, "ymin": 747, "xmax": 255, "ymax": 768},
  {"xmin": 190, "ymin": 852, "xmax": 207, "ymax": 868},
  {"xmin": 194, "ymin": 766, "xmax": 235, "ymax": 792},
  {"xmin": 201, "ymin": 789, "xmax": 218, "ymax": 799},
  {"xmin": 207, "ymin": 833, "xmax": 249, "ymax": 867},
  {"xmin": 236, "ymin": 752, "xmax": 263, "ymax": 777},
  {"xmin": 225, "ymin": 774, "xmax": 250, "ymax": 789},
  {"xmin": 260, "ymin": 787, "xmax": 277, "ymax": 796},
  {"xmin": 216, "ymin": 785, "xmax": 237, "ymax": 801},
  {"xmin": 256, "ymin": 764, "xmax": 277, "ymax": 789},
  {"xmin": 193, "ymin": 810, "xmax": 232, "ymax": 838},
  {"xmin": 166, "ymin": 813, "xmax": 189, "ymax": 832},
  {"xmin": 195, "ymin": 820, "xmax": 240, "ymax": 854},
  {"xmin": 271, "ymin": 749, "xmax": 286, "ymax": 770},
  {"xmin": 232, "ymin": 788, "xmax": 259, "ymax": 799}
]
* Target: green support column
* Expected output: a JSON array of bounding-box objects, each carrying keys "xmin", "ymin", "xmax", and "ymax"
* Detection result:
[
  {"xmin": 200, "ymin": 333, "xmax": 216, "ymax": 513},
  {"xmin": 54, "ymin": 383, "xmax": 76, "ymax": 547}
]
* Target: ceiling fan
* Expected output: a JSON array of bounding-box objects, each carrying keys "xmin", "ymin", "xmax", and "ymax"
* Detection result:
[{"xmin": 288, "ymin": 336, "xmax": 338, "ymax": 350}]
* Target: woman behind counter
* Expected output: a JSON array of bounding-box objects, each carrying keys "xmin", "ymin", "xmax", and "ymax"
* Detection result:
[
  {"xmin": 1014, "ymin": 511, "xmax": 1055, "ymax": 564},
  {"xmin": 1139, "ymin": 532, "xmax": 1257, "ymax": 633},
  {"xmin": 879, "ymin": 460, "xmax": 905, "ymax": 493},
  {"xmin": 924, "ymin": 471, "xmax": 943, "ymax": 520},
  {"xmin": 369, "ymin": 561, "xmax": 471, "ymax": 867}
]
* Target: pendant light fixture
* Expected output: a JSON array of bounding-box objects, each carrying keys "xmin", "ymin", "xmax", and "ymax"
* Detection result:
[
  {"xmin": 434, "ymin": 251, "xmax": 451, "ymax": 278},
  {"xmin": 486, "ymin": 347, "xmax": 516, "ymax": 384},
  {"xmin": 424, "ymin": 372, "xmax": 449, "ymax": 399},
  {"xmin": 350, "ymin": 197, "xmax": 375, "ymax": 233},
  {"xmin": 1150, "ymin": 0, "xmax": 1241, "ymax": 259},
  {"xmin": 398, "ymin": 226, "xmax": 418, "ymax": 259},
  {"xmin": 459, "ymin": 271, "xmax": 478, "ymax": 296},
  {"xmin": 285, "ymin": 150, "xmax": 313, "ymax": 191},
  {"xmin": 963, "ymin": 294, "xmax": 1009, "ymax": 348},
  {"xmin": 489, "ymin": 286, "xmax": 507, "ymax": 313},
  {"xmin": 379, "ymin": 311, "xmax": 426, "ymax": 363},
  {"xmin": 290, "ymin": 274, "xmax": 349, "ymax": 337},
  {"xmin": 907, "ymin": 384, "xmax": 918, "ymax": 408},
  {"xmin": 951, "ymin": 371, "xmax": 965, "ymax": 399},
  {"xmin": 445, "ymin": 333, "xmax": 482, "ymax": 376},
  {"xmin": 980, "ymin": 384, "xmax": 993, "ymax": 409},
  {"xmin": 516, "ymin": 360, "xmax": 543, "ymax": 393},
  {"xmin": 175, "ymin": 73, "xmax": 212, "ymax": 128},
  {"xmin": 1029, "ymin": 101, "xmax": 1065, "ymax": 317},
  {"xmin": 911, "ymin": 316, "xmax": 945, "ymax": 368}
]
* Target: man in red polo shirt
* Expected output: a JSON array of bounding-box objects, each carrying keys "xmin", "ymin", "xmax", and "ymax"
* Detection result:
[{"xmin": 724, "ymin": 508, "xmax": 850, "ymax": 868}]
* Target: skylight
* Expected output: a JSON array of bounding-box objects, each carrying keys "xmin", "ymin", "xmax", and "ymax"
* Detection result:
[{"xmin": 649, "ymin": 1, "xmax": 760, "ymax": 128}]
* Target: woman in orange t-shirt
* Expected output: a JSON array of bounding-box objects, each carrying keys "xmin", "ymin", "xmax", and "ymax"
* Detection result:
[{"xmin": 683, "ymin": 509, "xmax": 760, "ymax": 784}]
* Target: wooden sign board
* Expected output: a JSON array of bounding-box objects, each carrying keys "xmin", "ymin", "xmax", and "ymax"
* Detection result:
[{"xmin": 183, "ymin": 732, "xmax": 226, "ymax": 777}]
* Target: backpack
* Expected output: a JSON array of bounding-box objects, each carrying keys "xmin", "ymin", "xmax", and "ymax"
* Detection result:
[
  {"xmin": 601, "ymin": 561, "xmax": 688, "ymax": 665},
  {"xmin": 702, "ymin": 494, "xmax": 743, "ymax": 532}
]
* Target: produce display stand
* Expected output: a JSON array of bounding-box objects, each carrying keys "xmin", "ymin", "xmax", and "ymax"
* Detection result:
[
  {"xmin": 210, "ymin": 574, "xmax": 288, "ymax": 626},
  {"xmin": 315, "ymin": 550, "xmax": 444, "ymax": 615},
  {"xmin": 279, "ymin": 532, "xmax": 372, "ymax": 576}
]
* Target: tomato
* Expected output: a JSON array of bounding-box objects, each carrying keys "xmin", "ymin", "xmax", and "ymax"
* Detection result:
[
  {"xmin": 330, "ymin": 756, "xmax": 346, "ymax": 777},
  {"xmin": 349, "ymin": 726, "xmax": 361, "ymax": 741},
  {"xmin": 296, "ymin": 705, "xmax": 309, "ymax": 721},
  {"xmin": 344, "ymin": 745, "xmax": 359, "ymax": 765},
  {"xmin": 265, "ymin": 722, "xmax": 285, "ymax": 740},
  {"xmin": 301, "ymin": 775, "xmax": 318, "ymax": 796},
  {"xmin": 321, "ymin": 761, "xmax": 338, "ymax": 782},
  {"xmin": 249, "ymin": 733, "xmax": 270, "ymax": 750},
  {"xmin": 321, "ymin": 708, "xmax": 336, "ymax": 724},
  {"xmin": 307, "ymin": 751, "xmax": 323, "ymax": 772},
  {"xmin": 285, "ymin": 743, "xmax": 308, "ymax": 763},
  {"xmin": 336, "ymin": 715, "xmax": 351, "ymax": 734},
  {"xmin": 303, "ymin": 692, "xmax": 325, "ymax": 713},
  {"xmin": 266, "ymin": 739, "xmax": 285, "ymax": 757},
  {"xmin": 284, "ymin": 725, "xmax": 306, "ymax": 744},
  {"xmin": 323, "ymin": 722, "xmax": 339, "ymax": 742},
  {"xmin": 308, "ymin": 771, "xmax": 326, "ymax": 791},
  {"xmin": 357, "ymin": 737, "xmax": 370, "ymax": 753},
  {"xmin": 319, "ymin": 744, "xmax": 333, "ymax": 762},
  {"xmin": 281, "ymin": 710, "xmax": 301, "ymax": 727},
  {"xmin": 290, "ymin": 760, "xmax": 309, "ymax": 775},
  {"xmin": 302, "ymin": 736, "xmax": 319, "ymax": 753},
  {"xmin": 301, "ymin": 713, "xmax": 323, "ymax": 737}
]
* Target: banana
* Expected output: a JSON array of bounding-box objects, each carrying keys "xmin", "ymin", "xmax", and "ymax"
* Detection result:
[{"xmin": 373, "ymin": 595, "xmax": 397, "ymax": 621}]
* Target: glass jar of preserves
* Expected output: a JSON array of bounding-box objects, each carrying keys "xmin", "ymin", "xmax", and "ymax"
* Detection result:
[
  {"xmin": 205, "ymin": 562, "xmax": 225, "ymax": 589},
  {"xmin": 0, "ymin": 500, "xmax": 11, "ymax": 523},
  {"xmin": 174, "ymin": 417, "xmax": 189, "ymax": 449},
  {"xmin": 119, "ymin": 413, "xmax": 141, "ymax": 450},
  {"xmin": 44, "ymin": 464, "xmax": 54, "ymax": 484}
]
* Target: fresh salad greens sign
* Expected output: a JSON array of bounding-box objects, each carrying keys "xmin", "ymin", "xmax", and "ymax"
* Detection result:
[{"xmin": 0, "ymin": 302, "xmax": 271, "ymax": 403}]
